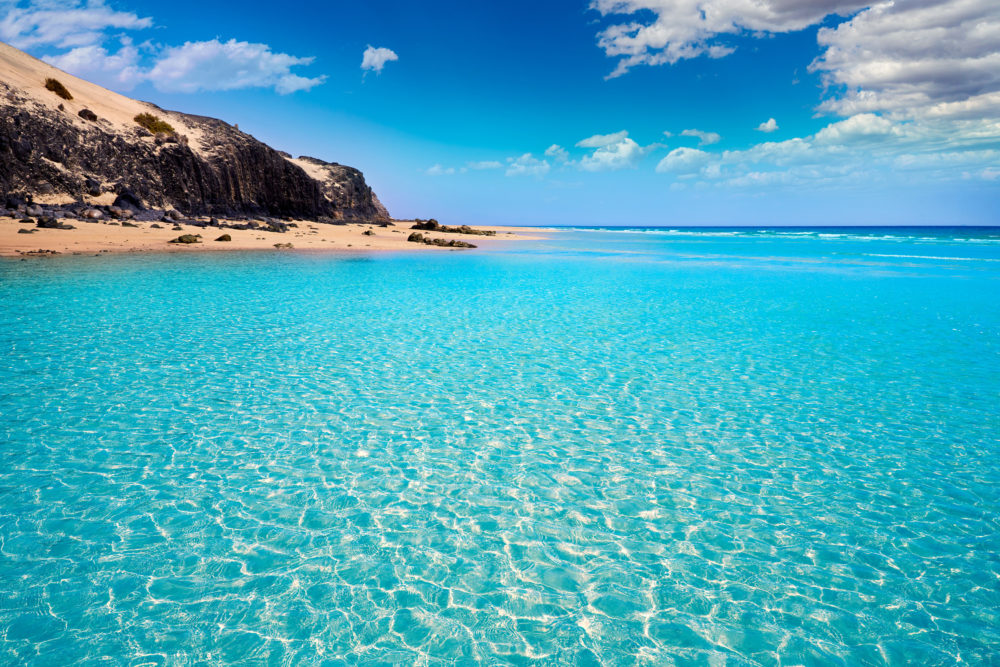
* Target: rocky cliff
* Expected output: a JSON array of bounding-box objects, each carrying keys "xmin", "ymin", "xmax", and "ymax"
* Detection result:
[{"xmin": 0, "ymin": 41, "xmax": 389, "ymax": 222}]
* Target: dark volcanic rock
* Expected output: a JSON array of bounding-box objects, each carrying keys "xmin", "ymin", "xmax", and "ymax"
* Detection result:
[
  {"xmin": 77, "ymin": 108, "xmax": 97, "ymax": 122},
  {"xmin": 0, "ymin": 50, "xmax": 391, "ymax": 222},
  {"xmin": 168, "ymin": 234, "xmax": 201, "ymax": 244},
  {"xmin": 215, "ymin": 234, "xmax": 232, "ymax": 241},
  {"xmin": 36, "ymin": 216, "xmax": 74, "ymax": 229},
  {"xmin": 113, "ymin": 188, "xmax": 143, "ymax": 211},
  {"xmin": 5, "ymin": 194, "xmax": 26, "ymax": 208},
  {"xmin": 411, "ymin": 219, "xmax": 441, "ymax": 231},
  {"xmin": 411, "ymin": 219, "xmax": 495, "ymax": 236},
  {"xmin": 293, "ymin": 156, "xmax": 390, "ymax": 222},
  {"xmin": 405, "ymin": 231, "xmax": 476, "ymax": 249}
]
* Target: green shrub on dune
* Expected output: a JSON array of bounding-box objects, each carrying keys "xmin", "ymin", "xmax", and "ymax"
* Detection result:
[
  {"xmin": 134, "ymin": 112, "xmax": 175, "ymax": 135},
  {"xmin": 44, "ymin": 78, "xmax": 72, "ymax": 100}
]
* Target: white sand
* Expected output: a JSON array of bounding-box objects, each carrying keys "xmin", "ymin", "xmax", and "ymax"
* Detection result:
[{"xmin": 0, "ymin": 217, "xmax": 546, "ymax": 257}]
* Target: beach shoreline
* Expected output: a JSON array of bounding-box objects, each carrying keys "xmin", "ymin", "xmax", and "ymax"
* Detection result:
[{"xmin": 0, "ymin": 216, "xmax": 548, "ymax": 258}]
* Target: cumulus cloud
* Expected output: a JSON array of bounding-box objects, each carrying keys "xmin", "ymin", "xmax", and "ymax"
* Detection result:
[
  {"xmin": 591, "ymin": 0, "xmax": 1000, "ymax": 124},
  {"xmin": 756, "ymin": 118, "xmax": 779, "ymax": 132},
  {"xmin": 575, "ymin": 130, "xmax": 655, "ymax": 171},
  {"xmin": 467, "ymin": 160, "xmax": 503, "ymax": 170},
  {"xmin": 149, "ymin": 39, "xmax": 325, "ymax": 94},
  {"xmin": 0, "ymin": 0, "xmax": 151, "ymax": 49},
  {"xmin": 427, "ymin": 164, "xmax": 456, "ymax": 176},
  {"xmin": 679, "ymin": 128, "xmax": 721, "ymax": 145},
  {"xmin": 544, "ymin": 144, "xmax": 570, "ymax": 163},
  {"xmin": 813, "ymin": 113, "xmax": 898, "ymax": 144},
  {"xmin": 811, "ymin": 0, "xmax": 1000, "ymax": 119},
  {"xmin": 44, "ymin": 38, "xmax": 146, "ymax": 88},
  {"xmin": 656, "ymin": 147, "xmax": 712, "ymax": 173},
  {"xmin": 3, "ymin": 0, "xmax": 325, "ymax": 94},
  {"xmin": 591, "ymin": 0, "xmax": 868, "ymax": 77},
  {"xmin": 655, "ymin": 112, "xmax": 1000, "ymax": 188},
  {"xmin": 361, "ymin": 46, "xmax": 398, "ymax": 74},
  {"xmin": 506, "ymin": 153, "xmax": 550, "ymax": 177},
  {"xmin": 575, "ymin": 130, "xmax": 630, "ymax": 148}
]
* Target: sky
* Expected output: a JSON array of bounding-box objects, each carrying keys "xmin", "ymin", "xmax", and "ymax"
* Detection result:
[{"xmin": 1, "ymin": 0, "xmax": 998, "ymax": 226}]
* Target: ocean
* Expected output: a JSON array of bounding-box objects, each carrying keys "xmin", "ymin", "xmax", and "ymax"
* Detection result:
[{"xmin": 2, "ymin": 226, "xmax": 998, "ymax": 664}]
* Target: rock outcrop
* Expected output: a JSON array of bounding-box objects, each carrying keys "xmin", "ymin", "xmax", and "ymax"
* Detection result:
[
  {"xmin": 410, "ymin": 219, "xmax": 496, "ymax": 236},
  {"xmin": 0, "ymin": 41, "xmax": 389, "ymax": 222},
  {"xmin": 288, "ymin": 156, "xmax": 391, "ymax": 222}
]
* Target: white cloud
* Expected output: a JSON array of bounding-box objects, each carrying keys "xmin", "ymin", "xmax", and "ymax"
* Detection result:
[
  {"xmin": 756, "ymin": 118, "xmax": 779, "ymax": 132},
  {"xmin": 591, "ymin": 0, "xmax": 1000, "ymax": 124},
  {"xmin": 506, "ymin": 153, "xmax": 550, "ymax": 177},
  {"xmin": 813, "ymin": 113, "xmax": 898, "ymax": 144},
  {"xmin": 467, "ymin": 160, "xmax": 503, "ymax": 170},
  {"xmin": 576, "ymin": 130, "xmax": 629, "ymax": 148},
  {"xmin": 544, "ymin": 144, "xmax": 570, "ymax": 162},
  {"xmin": 655, "ymin": 113, "xmax": 1000, "ymax": 188},
  {"xmin": 811, "ymin": 0, "xmax": 1000, "ymax": 119},
  {"xmin": 591, "ymin": 0, "xmax": 868, "ymax": 77},
  {"xmin": 575, "ymin": 130, "xmax": 655, "ymax": 171},
  {"xmin": 148, "ymin": 39, "xmax": 324, "ymax": 94},
  {"xmin": 656, "ymin": 147, "xmax": 712, "ymax": 173},
  {"xmin": 4, "ymin": 1, "xmax": 325, "ymax": 95},
  {"xmin": 680, "ymin": 128, "xmax": 721, "ymax": 145},
  {"xmin": 0, "ymin": 0, "xmax": 151, "ymax": 49},
  {"xmin": 361, "ymin": 45, "xmax": 398, "ymax": 74},
  {"xmin": 426, "ymin": 164, "xmax": 456, "ymax": 176},
  {"xmin": 44, "ymin": 38, "xmax": 146, "ymax": 89}
]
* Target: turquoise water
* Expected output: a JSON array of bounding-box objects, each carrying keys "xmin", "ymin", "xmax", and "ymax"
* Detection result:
[{"xmin": 2, "ymin": 227, "xmax": 999, "ymax": 665}]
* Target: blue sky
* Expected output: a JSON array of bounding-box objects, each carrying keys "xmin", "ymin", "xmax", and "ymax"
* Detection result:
[{"xmin": 2, "ymin": 0, "xmax": 999, "ymax": 225}]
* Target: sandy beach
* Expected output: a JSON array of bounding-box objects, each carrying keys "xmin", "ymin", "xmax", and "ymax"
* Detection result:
[{"xmin": 0, "ymin": 216, "xmax": 546, "ymax": 257}]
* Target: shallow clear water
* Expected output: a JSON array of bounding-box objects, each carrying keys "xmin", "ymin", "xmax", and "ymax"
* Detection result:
[{"xmin": 2, "ymin": 228, "xmax": 999, "ymax": 665}]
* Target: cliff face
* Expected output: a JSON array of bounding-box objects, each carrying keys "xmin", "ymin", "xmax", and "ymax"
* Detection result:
[
  {"xmin": 0, "ymin": 42, "xmax": 389, "ymax": 221},
  {"xmin": 287, "ymin": 156, "xmax": 391, "ymax": 221}
]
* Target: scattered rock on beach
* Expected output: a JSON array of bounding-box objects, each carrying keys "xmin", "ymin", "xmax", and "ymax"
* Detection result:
[
  {"xmin": 77, "ymin": 108, "xmax": 98, "ymax": 122},
  {"xmin": 112, "ymin": 189, "xmax": 144, "ymax": 211},
  {"xmin": 362, "ymin": 229, "xmax": 375, "ymax": 236},
  {"xmin": 411, "ymin": 219, "xmax": 495, "ymax": 236},
  {"xmin": 36, "ymin": 216, "xmax": 75, "ymax": 230},
  {"xmin": 17, "ymin": 228, "xmax": 35, "ymax": 234},
  {"xmin": 274, "ymin": 242, "xmax": 293, "ymax": 249},
  {"xmin": 406, "ymin": 231, "xmax": 476, "ymax": 249},
  {"xmin": 168, "ymin": 234, "xmax": 201, "ymax": 244},
  {"xmin": 150, "ymin": 223, "xmax": 163, "ymax": 229},
  {"xmin": 215, "ymin": 234, "xmax": 232, "ymax": 242}
]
